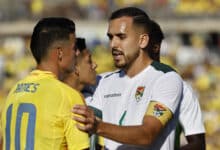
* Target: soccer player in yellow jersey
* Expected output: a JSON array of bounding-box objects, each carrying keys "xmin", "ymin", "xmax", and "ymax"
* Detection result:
[{"xmin": 1, "ymin": 17, "xmax": 89, "ymax": 150}]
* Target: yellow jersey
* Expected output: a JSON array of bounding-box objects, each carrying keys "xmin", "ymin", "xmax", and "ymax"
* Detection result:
[{"xmin": 1, "ymin": 70, "xmax": 89, "ymax": 150}]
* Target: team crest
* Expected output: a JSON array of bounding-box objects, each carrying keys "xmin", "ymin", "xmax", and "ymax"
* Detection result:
[
  {"xmin": 135, "ymin": 86, "xmax": 145, "ymax": 102},
  {"xmin": 153, "ymin": 104, "xmax": 166, "ymax": 117}
]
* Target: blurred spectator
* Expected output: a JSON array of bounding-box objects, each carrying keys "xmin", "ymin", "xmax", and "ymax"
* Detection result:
[
  {"xmin": 31, "ymin": 0, "xmax": 44, "ymax": 19},
  {"xmin": 175, "ymin": 0, "xmax": 220, "ymax": 15},
  {"xmin": 0, "ymin": 56, "xmax": 5, "ymax": 89},
  {"xmin": 176, "ymin": 32, "xmax": 195, "ymax": 67},
  {"xmin": 206, "ymin": 32, "xmax": 220, "ymax": 64}
]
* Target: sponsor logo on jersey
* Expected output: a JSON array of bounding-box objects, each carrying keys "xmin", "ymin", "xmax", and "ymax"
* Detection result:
[
  {"xmin": 153, "ymin": 104, "xmax": 166, "ymax": 117},
  {"xmin": 135, "ymin": 86, "xmax": 145, "ymax": 102},
  {"xmin": 104, "ymin": 93, "xmax": 121, "ymax": 98}
]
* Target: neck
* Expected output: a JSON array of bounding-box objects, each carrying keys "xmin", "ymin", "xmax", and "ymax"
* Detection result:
[
  {"xmin": 125, "ymin": 51, "xmax": 153, "ymax": 77},
  {"xmin": 37, "ymin": 61, "xmax": 59, "ymax": 78},
  {"xmin": 63, "ymin": 73, "xmax": 84, "ymax": 91},
  {"xmin": 71, "ymin": 80, "xmax": 84, "ymax": 91},
  {"xmin": 67, "ymin": 80, "xmax": 81, "ymax": 91}
]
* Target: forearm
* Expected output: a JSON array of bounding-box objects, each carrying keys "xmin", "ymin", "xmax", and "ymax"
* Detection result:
[
  {"xmin": 180, "ymin": 134, "xmax": 206, "ymax": 150},
  {"xmin": 180, "ymin": 144, "xmax": 196, "ymax": 150},
  {"xmin": 72, "ymin": 105, "xmax": 163, "ymax": 146},
  {"xmin": 180, "ymin": 143, "xmax": 205, "ymax": 150},
  {"xmin": 96, "ymin": 116, "xmax": 162, "ymax": 146},
  {"xmin": 97, "ymin": 121, "xmax": 152, "ymax": 146}
]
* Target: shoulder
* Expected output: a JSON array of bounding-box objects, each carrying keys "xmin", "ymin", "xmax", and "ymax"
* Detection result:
[
  {"xmin": 60, "ymin": 82, "xmax": 85, "ymax": 105},
  {"xmin": 99, "ymin": 70, "xmax": 120, "ymax": 79},
  {"xmin": 48, "ymin": 79, "xmax": 82, "ymax": 101},
  {"xmin": 60, "ymin": 82, "xmax": 81, "ymax": 97},
  {"xmin": 182, "ymin": 81, "xmax": 198, "ymax": 104},
  {"xmin": 82, "ymin": 71, "xmax": 118, "ymax": 95},
  {"xmin": 94, "ymin": 70, "xmax": 121, "ymax": 85},
  {"xmin": 183, "ymin": 81, "xmax": 194, "ymax": 94},
  {"xmin": 151, "ymin": 61, "xmax": 176, "ymax": 73},
  {"xmin": 150, "ymin": 61, "xmax": 182, "ymax": 84},
  {"xmin": 183, "ymin": 81, "xmax": 193, "ymax": 94}
]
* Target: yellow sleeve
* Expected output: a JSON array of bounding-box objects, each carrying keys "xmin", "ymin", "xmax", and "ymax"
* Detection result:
[
  {"xmin": 145, "ymin": 101, "xmax": 172, "ymax": 126},
  {"xmin": 62, "ymin": 88, "xmax": 90, "ymax": 150},
  {"xmin": 98, "ymin": 136, "xmax": 104, "ymax": 147},
  {"xmin": 0, "ymin": 115, "xmax": 2, "ymax": 144},
  {"xmin": 0, "ymin": 96, "xmax": 6, "ymax": 143}
]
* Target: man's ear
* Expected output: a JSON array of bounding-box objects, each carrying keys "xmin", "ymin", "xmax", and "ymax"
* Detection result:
[
  {"xmin": 153, "ymin": 44, "xmax": 160, "ymax": 53},
  {"xmin": 57, "ymin": 48, "xmax": 63, "ymax": 61},
  {"xmin": 139, "ymin": 34, "xmax": 149, "ymax": 49},
  {"xmin": 74, "ymin": 66, "xmax": 80, "ymax": 76}
]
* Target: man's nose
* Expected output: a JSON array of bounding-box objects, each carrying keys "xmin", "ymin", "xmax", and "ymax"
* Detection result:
[
  {"xmin": 93, "ymin": 62, "xmax": 97, "ymax": 70},
  {"xmin": 110, "ymin": 37, "xmax": 119, "ymax": 49}
]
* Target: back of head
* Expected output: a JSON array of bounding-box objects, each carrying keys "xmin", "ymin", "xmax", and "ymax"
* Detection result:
[
  {"xmin": 148, "ymin": 20, "xmax": 165, "ymax": 62},
  {"xmin": 30, "ymin": 17, "xmax": 75, "ymax": 64},
  {"xmin": 149, "ymin": 20, "xmax": 164, "ymax": 46},
  {"xmin": 76, "ymin": 38, "xmax": 87, "ymax": 52}
]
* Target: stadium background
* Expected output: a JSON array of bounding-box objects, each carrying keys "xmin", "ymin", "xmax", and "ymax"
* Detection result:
[{"xmin": 0, "ymin": 0, "xmax": 219, "ymax": 149}]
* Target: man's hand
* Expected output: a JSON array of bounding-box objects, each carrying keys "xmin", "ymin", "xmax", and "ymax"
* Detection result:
[{"xmin": 72, "ymin": 104, "xmax": 100, "ymax": 134}]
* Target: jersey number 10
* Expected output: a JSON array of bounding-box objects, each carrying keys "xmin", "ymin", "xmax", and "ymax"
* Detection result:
[{"xmin": 5, "ymin": 103, "xmax": 36, "ymax": 150}]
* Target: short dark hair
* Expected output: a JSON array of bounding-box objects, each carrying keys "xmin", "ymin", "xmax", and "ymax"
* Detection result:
[
  {"xmin": 148, "ymin": 20, "xmax": 164, "ymax": 62},
  {"xmin": 110, "ymin": 7, "xmax": 160, "ymax": 56},
  {"xmin": 149, "ymin": 20, "xmax": 164, "ymax": 46},
  {"xmin": 109, "ymin": 7, "xmax": 151, "ymax": 33},
  {"xmin": 30, "ymin": 17, "xmax": 75, "ymax": 64},
  {"xmin": 76, "ymin": 38, "xmax": 87, "ymax": 52}
]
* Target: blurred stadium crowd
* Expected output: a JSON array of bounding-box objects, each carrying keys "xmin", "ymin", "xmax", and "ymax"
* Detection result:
[
  {"xmin": 0, "ymin": 0, "xmax": 220, "ymax": 149},
  {"xmin": 1, "ymin": 0, "xmax": 220, "ymax": 21}
]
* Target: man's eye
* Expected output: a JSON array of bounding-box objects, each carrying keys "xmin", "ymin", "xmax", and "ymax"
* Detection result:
[
  {"xmin": 107, "ymin": 34, "xmax": 113, "ymax": 40},
  {"xmin": 73, "ymin": 46, "xmax": 77, "ymax": 51},
  {"xmin": 88, "ymin": 59, "xmax": 92, "ymax": 64},
  {"xmin": 119, "ymin": 35, "xmax": 126, "ymax": 40}
]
